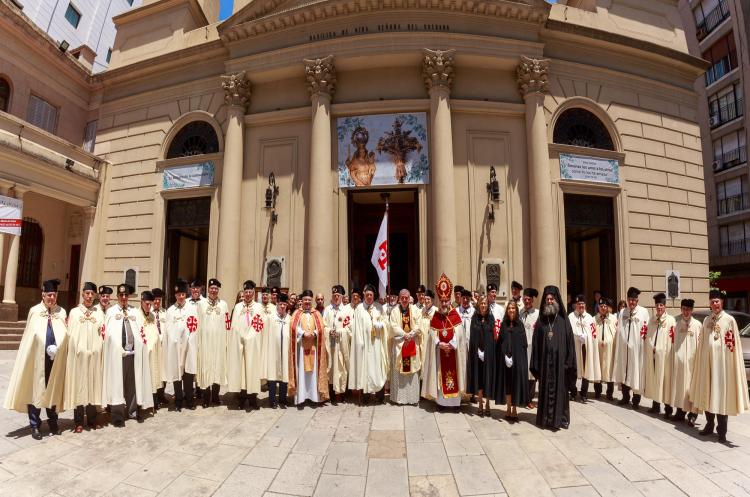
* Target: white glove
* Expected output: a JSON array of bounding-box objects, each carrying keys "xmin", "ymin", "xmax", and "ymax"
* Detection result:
[
  {"xmin": 577, "ymin": 333, "xmax": 586, "ymax": 343},
  {"xmin": 477, "ymin": 349, "xmax": 485, "ymax": 361},
  {"xmin": 504, "ymin": 355, "xmax": 513, "ymax": 368},
  {"xmin": 46, "ymin": 344, "xmax": 58, "ymax": 360}
]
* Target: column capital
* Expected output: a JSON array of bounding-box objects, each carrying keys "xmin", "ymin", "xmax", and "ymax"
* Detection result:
[
  {"xmin": 422, "ymin": 49, "xmax": 455, "ymax": 94},
  {"xmin": 517, "ymin": 55, "xmax": 549, "ymax": 97},
  {"xmin": 304, "ymin": 55, "xmax": 336, "ymax": 98},
  {"xmin": 221, "ymin": 71, "xmax": 252, "ymax": 112}
]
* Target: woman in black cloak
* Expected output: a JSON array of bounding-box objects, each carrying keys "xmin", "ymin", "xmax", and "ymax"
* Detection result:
[
  {"xmin": 466, "ymin": 297, "xmax": 496, "ymax": 417},
  {"xmin": 498, "ymin": 301, "xmax": 530, "ymax": 421},
  {"xmin": 530, "ymin": 285, "xmax": 577, "ymax": 430}
]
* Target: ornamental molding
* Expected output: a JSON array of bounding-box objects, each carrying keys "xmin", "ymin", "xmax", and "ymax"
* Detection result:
[
  {"xmin": 220, "ymin": 0, "xmax": 549, "ymax": 42},
  {"xmin": 221, "ymin": 71, "xmax": 252, "ymax": 111},
  {"xmin": 517, "ymin": 55, "xmax": 549, "ymax": 96},
  {"xmin": 422, "ymin": 49, "xmax": 455, "ymax": 94},
  {"xmin": 304, "ymin": 55, "xmax": 336, "ymax": 98}
]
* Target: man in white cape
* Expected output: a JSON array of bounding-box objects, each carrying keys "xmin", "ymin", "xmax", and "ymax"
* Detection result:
[
  {"xmin": 266, "ymin": 293, "xmax": 291, "ymax": 408},
  {"xmin": 197, "ymin": 278, "xmax": 229, "ymax": 408},
  {"xmin": 102, "ymin": 284, "xmax": 153, "ymax": 426},
  {"xmin": 569, "ymin": 294, "xmax": 597, "ymax": 403},
  {"xmin": 670, "ymin": 298, "xmax": 701, "ymax": 424},
  {"xmin": 643, "ymin": 292, "xmax": 675, "ymax": 417},
  {"xmin": 613, "ymin": 286, "xmax": 649, "ymax": 409},
  {"xmin": 137, "ymin": 291, "xmax": 162, "ymax": 412},
  {"xmin": 594, "ymin": 297, "xmax": 618, "ymax": 400},
  {"xmin": 348, "ymin": 284, "xmax": 388, "ymax": 405},
  {"xmin": 152, "ymin": 287, "xmax": 168, "ymax": 406},
  {"xmin": 4, "ymin": 279, "xmax": 66, "ymax": 439},
  {"xmin": 323, "ymin": 284, "xmax": 352, "ymax": 404},
  {"xmin": 163, "ymin": 279, "xmax": 198, "ymax": 411}
]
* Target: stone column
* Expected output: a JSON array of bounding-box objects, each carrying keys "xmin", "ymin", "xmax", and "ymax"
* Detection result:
[
  {"xmin": 303, "ymin": 56, "xmax": 336, "ymax": 292},
  {"xmin": 423, "ymin": 49, "xmax": 458, "ymax": 284},
  {"xmin": 217, "ymin": 71, "xmax": 251, "ymax": 296},
  {"xmin": 517, "ymin": 56, "xmax": 556, "ymax": 290},
  {"xmin": 2, "ymin": 187, "xmax": 25, "ymax": 319}
]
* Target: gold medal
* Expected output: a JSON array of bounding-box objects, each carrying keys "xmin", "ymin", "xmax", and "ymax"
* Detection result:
[{"xmin": 713, "ymin": 322, "xmax": 721, "ymax": 340}]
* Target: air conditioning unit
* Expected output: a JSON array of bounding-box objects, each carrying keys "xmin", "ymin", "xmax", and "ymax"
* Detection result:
[
  {"xmin": 710, "ymin": 115, "xmax": 720, "ymax": 127},
  {"xmin": 712, "ymin": 160, "xmax": 721, "ymax": 171}
]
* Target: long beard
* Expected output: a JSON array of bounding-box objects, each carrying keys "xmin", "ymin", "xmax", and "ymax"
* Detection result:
[
  {"xmin": 543, "ymin": 302, "xmax": 559, "ymax": 317},
  {"xmin": 439, "ymin": 303, "xmax": 451, "ymax": 314}
]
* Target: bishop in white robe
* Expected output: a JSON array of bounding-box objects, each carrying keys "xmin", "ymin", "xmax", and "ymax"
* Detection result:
[
  {"xmin": 197, "ymin": 278, "xmax": 229, "ymax": 407},
  {"xmin": 613, "ymin": 287, "xmax": 649, "ymax": 409},
  {"xmin": 348, "ymin": 284, "xmax": 389, "ymax": 404},
  {"xmin": 643, "ymin": 293, "xmax": 675, "ymax": 416},
  {"xmin": 289, "ymin": 291, "xmax": 329, "ymax": 406}
]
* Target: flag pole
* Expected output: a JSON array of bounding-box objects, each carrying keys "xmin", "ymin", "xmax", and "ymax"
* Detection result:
[{"xmin": 381, "ymin": 192, "xmax": 391, "ymax": 297}]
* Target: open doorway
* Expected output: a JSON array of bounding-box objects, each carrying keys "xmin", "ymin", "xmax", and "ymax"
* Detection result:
[
  {"xmin": 564, "ymin": 193, "xmax": 617, "ymax": 312},
  {"xmin": 348, "ymin": 189, "xmax": 419, "ymax": 296},
  {"xmin": 163, "ymin": 196, "xmax": 210, "ymax": 304}
]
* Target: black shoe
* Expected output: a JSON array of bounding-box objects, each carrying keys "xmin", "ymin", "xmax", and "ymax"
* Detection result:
[
  {"xmin": 297, "ymin": 404, "xmax": 304, "ymax": 410},
  {"xmin": 648, "ymin": 404, "xmax": 660, "ymax": 414},
  {"xmin": 280, "ymin": 402, "xmax": 287, "ymax": 409},
  {"xmin": 700, "ymin": 424, "xmax": 714, "ymax": 436},
  {"xmin": 594, "ymin": 392, "xmax": 601, "ymax": 399},
  {"xmin": 137, "ymin": 415, "xmax": 145, "ymax": 424},
  {"xmin": 175, "ymin": 402, "xmax": 182, "ymax": 413},
  {"xmin": 632, "ymin": 403, "xmax": 640, "ymax": 411},
  {"xmin": 570, "ymin": 392, "xmax": 577, "ymax": 401},
  {"xmin": 31, "ymin": 427, "xmax": 42, "ymax": 440},
  {"xmin": 271, "ymin": 402, "xmax": 278, "ymax": 409},
  {"xmin": 718, "ymin": 433, "xmax": 728, "ymax": 443},
  {"xmin": 618, "ymin": 397, "xmax": 629, "ymax": 405},
  {"xmin": 202, "ymin": 401, "xmax": 210, "ymax": 409},
  {"xmin": 112, "ymin": 420, "xmax": 125, "ymax": 428},
  {"xmin": 48, "ymin": 422, "xmax": 61, "ymax": 436},
  {"xmin": 687, "ymin": 413, "xmax": 698, "ymax": 426}
]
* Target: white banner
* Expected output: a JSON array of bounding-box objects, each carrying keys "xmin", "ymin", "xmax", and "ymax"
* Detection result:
[
  {"xmin": 0, "ymin": 195, "xmax": 23, "ymax": 236},
  {"xmin": 560, "ymin": 153, "xmax": 619, "ymax": 184},
  {"xmin": 163, "ymin": 161, "xmax": 215, "ymax": 190},
  {"xmin": 370, "ymin": 211, "xmax": 388, "ymax": 298}
]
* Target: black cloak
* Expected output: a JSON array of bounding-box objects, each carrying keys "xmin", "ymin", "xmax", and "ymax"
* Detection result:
[
  {"xmin": 530, "ymin": 285, "xmax": 577, "ymax": 429},
  {"xmin": 466, "ymin": 312, "xmax": 497, "ymax": 397},
  {"xmin": 498, "ymin": 314, "xmax": 530, "ymax": 406}
]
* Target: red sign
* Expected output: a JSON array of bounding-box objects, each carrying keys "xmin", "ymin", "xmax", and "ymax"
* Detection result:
[{"xmin": 186, "ymin": 315, "xmax": 198, "ymax": 333}]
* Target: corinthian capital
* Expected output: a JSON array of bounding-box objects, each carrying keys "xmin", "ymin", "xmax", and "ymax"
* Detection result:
[
  {"xmin": 304, "ymin": 55, "xmax": 336, "ymax": 98},
  {"xmin": 221, "ymin": 71, "xmax": 252, "ymax": 111},
  {"xmin": 517, "ymin": 56, "xmax": 549, "ymax": 97},
  {"xmin": 422, "ymin": 49, "xmax": 455, "ymax": 94}
]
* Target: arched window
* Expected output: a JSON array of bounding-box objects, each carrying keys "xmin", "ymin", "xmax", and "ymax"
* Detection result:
[
  {"xmin": 17, "ymin": 217, "xmax": 43, "ymax": 288},
  {"xmin": 166, "ymin": 121, "xmax": 219, "ymax": 158},
  {"xmin": 0, "ymin": 78, "xmax": 10, "ymax": 112},
  {"xmin": 553, "ymin": 108, "xmax": 615, "ymax": 151}
]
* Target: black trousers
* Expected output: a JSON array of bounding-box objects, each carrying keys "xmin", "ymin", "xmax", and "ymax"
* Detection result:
[
  {"xmin": 111, "ymin": 355, "xmax": 138, "ymax": 423},
  {"xmin": 589, "ymin": 381, "xmax": 615, "ymax": 398},
  {"xmin": 268, "ymin": 381, "xmax": 288, "ymax": 405},
  {"xmin": 620, "ymin": 385, "xmax": 641, "ymax": 406},
  {"xmin": 74, "ymin": 404, "xmax": 98, "ymax": 427},
  {"xmin": 705, "ymin": 411, "xmax": 729, "ymax": 436},
  {"xmin": 173, "ymin": 373, "xmax": 195, "ymax": 406},
  {"xmin": 27, "ymin": 354, "xmax": 58, "ymax": 428},
  {"xmin": 202, "ymin": 384, "xmax": 221, "ymax": 404}
]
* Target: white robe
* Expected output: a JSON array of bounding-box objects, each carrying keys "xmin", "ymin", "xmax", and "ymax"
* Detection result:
[
  {"xmin": 569, "ymin": 311, "xmax": 599, "ymax": 381},
  {"xmin": 421, "ymin": 311, "xmax": 466, "ymax": 407},
  {"xmin": 227, "ymin": 301, "xmax": 268, "ymax": 394},
  {"xmin": 389, "ymin": 304, "xmax": 422, "ymax": 405},
  {"xmin": 348, "ymin": 302, "xmax": 388, "ymax": 393},
  {"xmin": 153, "ymin": 308, "xmax": 167, "ymax": 381},
  {"xmin": 418, "ymin": 305, "xmax": 436, "ymax": 366},
  {"xmin": 266, "ymin": 313, "xmax": 291, "ymax": 383},
  {"xmin": 196, "ymin": 299, "xmax": 230, "ymax": 387},
  {"xmin": 295, "ymin": 317, "xmax": 319, "ymax": 404},
  {"xmin": 489, "ymin": 302, "xmax": 505, "ymax": 323},
  {"xmin": 456, "ymin": 305, "xmax": 475, "ymax": 353},
  {"xmin": 101, "ymin": 305, "xmax": 153, "ymax": 408},
  {"xmin": 520, "ymin": 306, "xmax": 539, "ymax": 380},
  {"xmin": 140, "ymin": 310, "xmax": 162, "ymax": 393},
  {"xmin": 613, "ymin": 305, "xmax": 650, "ymax": 393},
  {"xmin": 669, "ymin": 315, "xmax": 701, "ymax": 411},
  {"xmin": 323, "ymin": 304, "xmax": 353, "ymax": 393},
  {"xmin": 595, "ymin": 313, "xmax": 618, "ymax": 383},
  {"xmin": 643, "ymin": 314, "xmax": 675, "ymax": 404},
  {"xmin": 162, "ymin": 303, "xmax": 198, "ymax": 381}
]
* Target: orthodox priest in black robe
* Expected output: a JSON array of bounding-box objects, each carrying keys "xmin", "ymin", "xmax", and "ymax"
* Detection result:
[{"xmin": 530, "ymin": 286, "xmax": 576, "ymax": 430}]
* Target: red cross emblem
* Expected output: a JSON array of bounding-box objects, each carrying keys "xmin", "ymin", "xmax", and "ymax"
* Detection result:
[
  {"xmin": 493, "ymin": 320, "xmax": 502, "ymax": 341},
  {"xmin": 724, "ymin": 329, "xmax": 735, "ymax": 352},
  {"xmin": 342, "ymin": 316, "xmax": 350, "ymax": 328},
  {"xmin": 669, "ymin": 326, "xmax": 675, "ymax": 344},
  {"xmin": 225, "ymin": 312, "xmax": 231, "ymax": 331},
  {"xmin": 140, "ymin": 326, "xmax": 147, "ymax": 345},
  {"xmin": 186, "ymin": 315, "xmax": 198, "ymax": 333},
  {"xmin": 590, "ymin": 322, "xmax": 597, "ymax": 339},
  {"xmin": 251, "ymin": 314, "xmax": 264, "ymax": 332},
  {"xmin": 376, "ymin": 240, "xmax": 388, "ymax": 270},
  {"xmin": 640, "ymin": 324, "xmax": 647, "ymax": 340},
  {"xmin": 100, "ymin": 324, "xmax": 106, "ymax": 340}
]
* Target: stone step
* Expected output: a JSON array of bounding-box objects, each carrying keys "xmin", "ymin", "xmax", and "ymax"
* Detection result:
[
  {"xmin": 0, "ymin": 328, "xmax": 23, "ymax": 336},
  {"xmin": 0, "ymin": 342, "xmax": 20, "ymax": 350},
  {"xmin": 0, "ymin": 333, "xmax": 22, "ymax": 341},
  {"xmin": 0, "ymin": 321, "xmax": 25, "ymax": 330}
]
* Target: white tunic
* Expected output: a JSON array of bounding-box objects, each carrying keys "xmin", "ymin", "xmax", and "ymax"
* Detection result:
[
  {"xmin": 323, "ymin": 303, "xmax": 353, "ymax": 393},
  {"xmin": 348, "ymin": 302, "xmax": 388, "ymax": 393},
  {"xmin": 456, "ymin": 305, "xmax": 475, "ymax": 352},
  {"xmin": 162, "ymin": 303, "xmax": 198, "ymax": 382},
  {"xmin": 196, "ymin": 299, "xmax": 230, "ymax": 387},
  {"xmin": 227, "ymin": 301, "xmax": 268, "ymax": 394},
  {"xmin": 266, "ymin": 312, "xmax": 291, "ymax": 383},
  {"xmin": 613, "ymin": 305, "xmax": 650, "ymax": 392},
  {"xmin": 295, "ymin": 315, "xmax": 319, "ymax": 404},
  {"xmin": 520, "ymin": 306, "xmax": 539, "ymax": 380},
  {"xmin": 568, "ymin": 311, "xmax": 598, "ymax": 381}
]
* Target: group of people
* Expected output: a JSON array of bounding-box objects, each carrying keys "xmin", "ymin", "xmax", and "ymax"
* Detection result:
[{"xmin": 3, "ymin": 273, "xmax": 748, "ymax": 443}]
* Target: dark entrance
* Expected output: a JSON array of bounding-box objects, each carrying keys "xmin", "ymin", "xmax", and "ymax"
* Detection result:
[
  {"xmin": 67, "ymin": 244, "xmax": 80, "ymax": 308},
  {"xmin": 564, "ymin": 194, "xmax": 617, "ymax": 310},
  {"xmin": 163, "ymin": 196, "xmax": 210, "ymax": 303},
  {"xmin": 348, "ymin": 189, "xmax": 419, "ymax": 297}
]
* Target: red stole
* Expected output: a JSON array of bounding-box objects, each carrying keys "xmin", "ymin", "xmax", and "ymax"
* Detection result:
[{"xmin": 430, "ymin": 309, "xmax": 461, "ymax": 398}]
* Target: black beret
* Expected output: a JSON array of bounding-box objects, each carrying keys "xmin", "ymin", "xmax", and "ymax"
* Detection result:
[
  {"xmin": 486, "ymin": 283, "xmax": 498, "ymax": 292},
  {"xmin": 425, "ymin": 289, "xmax": 435, "ymax": 298},
  {"xmin": 271, "ymin": 287, "xmax": 280, "ymax": 293},
  {"xmin": 190, "ymin": 280, "xmax": 203, "ymax": 288},
  {"xmin": 277, "ymin": 293, "xmax": 288, "ymax": 303},
  {"xmin": 363, "ymin": 284, "xmax": 377, "ymax": 294},
  {"xmin": 416, "ymin": 284, "xmax": 426, "ymax": 293},
  {"xmin": 42, "ymin": 279, "xmax": 61, "ymax": 293},
  {"xmin": 98, "ymin": 285, "xmax": 113, "ymax": 295},
  {"xmin": 653, "ymin": 292, "xmax": 667, "ymax": 305},
  {"xmin": 600, "ymin": 297, "xmax": 614, "ymax": 308},
  {"xmin": 511, "ymin": 281, "xmax": 523, "ymax": 291},
  {"xmin": 208, "ymin": 278, "xmax": 221, "ymax": 288},
  {"xmin": 174, "ymin": 279, "xmax": 188, "ymax": 294},
  {"xmin": 681, "ymin": 299, "xmax": 695, "ymax": 308},
  {"xmin": 523, "ymin": 288, "xmax": 539, "ymax": 298},
  {"xmin": 243, "ymin": 280, "xmax": 256, "ymax": 290},
  {"xmin": 82, "ymin": 282, "xmax": 97, "ymax": 292},
  {"xmin": 117, "ymin": 283, "xmax": 135, "ymax": 295},
  {"xmin": 141, "ymin": 291, "xmax": 154, "ymax": 301},
  {"xmin": 454, "ymin": 285, "xmax": 465, "ymax": 293},
  {"xmin": 350, "ymin": 288, "xmax": 362, "ymax": 296},
  {"xmin": 709, "ymin": 289, "xmax": 724, "ymax": 300},
  {"xmin": 301, "ymin": 289, "xmax": 314, "ymax": 298},
  {"xmin": 575, "ymin": 294, "xmax": 586, "ymax": 303},
  {"xmin": 332, "ymin": 285, "xmax": 345, "ymax": 295},
  {"xmin": 460, "ymin": 289, "xmax": 472, "ymax": 297},
  {"xmin": 151, "ymin": 288, "xmax": 164, "ymax": 298},
  {"xmin": 626, "ymin": 287, "xmax": 641, "ymax": 299}
]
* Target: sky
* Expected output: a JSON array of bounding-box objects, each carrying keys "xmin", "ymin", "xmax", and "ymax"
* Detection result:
[{"xmin": 220, "ymin": 0, "xmax": 233, "ymax": 20}]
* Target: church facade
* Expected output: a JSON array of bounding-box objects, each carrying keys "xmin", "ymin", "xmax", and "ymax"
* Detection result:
[{"xmin": 84, "ymin": 0, "xmax": 710, "ymax": 307}]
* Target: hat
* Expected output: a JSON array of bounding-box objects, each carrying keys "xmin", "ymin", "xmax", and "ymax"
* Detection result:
[
  {"xmin": 243, "ymin": 280, "xmax": 256, "ymax": 290},
  {"xmin": 600, "ymin": 297, "xmax": 614, "ymax": 308},
  {"xmin": 141, "ymin": 291, "xmax": 155, "ymax": 301},
  {"xmin": 511, "ymin": 280, "xmax": 523, "ymax": 291},
  {"xmin": 486, "ymin": 283, "xmax": 498, "ymax": 292},
  {"xmin": 460, "ymin": 289, "xmax": 472, "ymax": 298},
  {"xmin": 454, "ymin": 285, "xmax": 464, "ymax": 294},
  {"xmin": 681, "ymin": 298, "xmax": 695, "ymax": 308},
  {"xmin": 258, "ymin": 286, "xmax": 268, "ymax": 294},
  {"xmin": 98, "ymin": 285, "xmax": 113, "ymax": 295},
  {"xmin": 363, "ymin": 283, "xmax": 377, "ymax": 295},
  {"xmin": 574, "ymin": 294, "xmax": 586, "ymax": 304},
  {"xmin": 332, "ymin": 285, "xmax": 345, "ymax": 295},
  {"xmin": 277, "ymin": 293, "xmax": 289, "ymax": 303},
  {"xmin": 416, "ymin": 284, "xmax": 426, "ymax": 293},
  {"xmin": 300, "ymin": 289, "xmax": 313, "ymax": 298},
  {"xmin": 425, "ymin": 289, "xmax": 435, "ymax": 299},
  {"xmin": 42, "ymin": 279, "xmax": 61, "ymax": 293},
  {"xmin": 82, "ymin": 282, "xmax": 97, "ymax": 292},
  {"xmin": 653, "ymin": 292, "xmax": 667, "ymax": 305},
  {"xmin": 351, "ymin": 287, "xmax": 362, "ymax": 297},
  {"xmin": 436, "ymin": 273, "xmax": 453, "ymax": 302},
  {"xmin": 151, "ymin": 288, "xmax": 164, "ymax": 298},
  {"xmin": 271, "ymin": 286, "xmax": 280, "ymax": 293},
  {"xmin": 117, "ymin": 283, "xmax": 135, "ymax": 295},
  {"xmin": 626, "ymin": 287, "xmax": 641, "ymax": 299},
  {"xmin": 208, "ymin": 278, "xmax": 221, "ymax": 288},
  {"xmin": 523, "ymin": 287, "xmax": 539, "ymax": 298},
  {"xmin": 174, "ymin": 279, "xmax": 188, "ymax": 294},
  {"xmin": 190, "ymin": 280, "xmax": 203, "ymax": 288},
  {"xmin": 709, "ymin": 289, "xmax": 724, "ymax": 300}
]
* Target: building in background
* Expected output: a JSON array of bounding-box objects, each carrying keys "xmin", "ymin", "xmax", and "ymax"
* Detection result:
[
  {"xmin": 679, "ymin": 0, "xmax": 750, "ymax": 311},
  {"xmin": 11, "ymin": 0, "xmax": 141, "ymax": 73}
]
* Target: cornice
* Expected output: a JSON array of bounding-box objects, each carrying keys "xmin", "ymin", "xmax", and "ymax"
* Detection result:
[
  {"xmin": 113, "ymin": 0, "xmax": 208, "ymax": 27},
  {"xmin": 220, "ymin": 0, "xmax": 550, "ymax": 43}
]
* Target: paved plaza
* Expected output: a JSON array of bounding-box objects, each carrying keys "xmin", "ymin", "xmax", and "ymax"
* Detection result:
[{"xmin": 0, "ymin": 350, "xmax": 749, "ymax": 497}]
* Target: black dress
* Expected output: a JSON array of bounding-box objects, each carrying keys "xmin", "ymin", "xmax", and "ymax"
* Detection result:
[
  {"xmin": 499, "ymin": 318, "xmax": 530, "ymax": 406},
  {"xmin": 465, "ymin": 313, "xmax": 496, "ymax": 396}
]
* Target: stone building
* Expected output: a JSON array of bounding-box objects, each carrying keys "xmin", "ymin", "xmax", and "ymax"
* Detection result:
[{"xmin": 86, "ymin": 0, "xmax": 710, "ymax": 309}]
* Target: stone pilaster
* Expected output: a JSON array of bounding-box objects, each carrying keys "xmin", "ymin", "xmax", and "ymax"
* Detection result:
[{"xmin": 1, "ymin": 186, "xmax": 26, "ymax": 321}]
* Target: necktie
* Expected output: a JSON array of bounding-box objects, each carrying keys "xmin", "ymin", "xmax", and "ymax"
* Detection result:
[
  {"xmin": 156, "ymin": 312, "xmax": 161, "ymax": 335},
  {"xmin": 45, "ymin": 314, "xmax": 55, "ymax": 348},
  {"xmin": 122, "ymin": 309, "xmax": 134, "ymax": 351}
]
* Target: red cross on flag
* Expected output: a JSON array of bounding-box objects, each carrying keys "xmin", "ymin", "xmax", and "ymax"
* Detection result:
[{"xmin": 370, "ymin": 210, "xmax": 388, "ymax": 298}]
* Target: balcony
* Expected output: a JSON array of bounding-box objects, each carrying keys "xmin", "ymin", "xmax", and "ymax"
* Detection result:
[
  {"xmin": 710, "ymin": 98, "xmax": 744, "ymax": 128},
  {"xmin": 721, "ymin": 239, "xmax": 750, "ymax": 256},
  {"xmin": 718, "ymin": 193, "xmax": 750, "ymax": 215},
  {"xmin": 705, "ymin": 53, "xmax": 737, "ymax": 86},
  {"xmin": 714, "ymin": 145, "xmax": 747, "ymax": 172},
  {"xmin": 696, "ymin": 0, "xmax": 731, "ymax": 41}
]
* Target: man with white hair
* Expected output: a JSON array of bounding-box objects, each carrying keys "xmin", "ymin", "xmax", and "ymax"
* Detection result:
[
  {"xmin": 613, "ymin": 287, "xmax": 649, "ymax": 410},
  {"xmin": 389, "ymin": 289, "xmax": 422, "ymax": 405}
]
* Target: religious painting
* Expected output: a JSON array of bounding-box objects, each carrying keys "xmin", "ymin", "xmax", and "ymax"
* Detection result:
[{"xmin": 337, "ymin": 113, "xmax": 429, "ymax": 188}]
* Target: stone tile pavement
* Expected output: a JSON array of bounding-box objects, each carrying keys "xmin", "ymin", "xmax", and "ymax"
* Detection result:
[{"xmin": 1, "ymin": 349, "xmax": 750, "ymax": 496}]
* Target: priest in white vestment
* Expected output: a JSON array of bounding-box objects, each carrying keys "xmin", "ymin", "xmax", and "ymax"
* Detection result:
[
  {"xmin": 519, "ymin": 288, "xmax": 539, "ymax": 407},
  {"xmin": 643, "ymin": 292, "xmax": 675, "ymax": 416},
  {"xmin": 389, "ymin": 289, "xmax": 422, "ymax": 405},
  {"xmin": 43, "ymin": 282, "xmax": 104, "ymax": 432},
  {"xmin": 569, "ymin": 295, "xmax": 598, "ymax": 403},
  {"xmin": 197, "ymin": 278, "xmax": 229, "ymax": 408},
  {"xmin": 5, "ymin": 279, "xmax": 66, "ymax": 439},
  {"xmin": 323, "ymin": 285, "xmax": 352, "ymax": 404},
  {"xmin": 690, "ymin": 290, "xmax": 750, "ymax": 442},
  {"xmin": 267, "ymin": 293, "xmax": 291, "ymax": 408},
  {"xmin": 613, "ymin": 287, "xmax": 649, "ymax": 409},
  {"xmin": 227, "ymin": 280, "xmax": 268, "ymax": 409},
  {"xmin": 163, "ymin": 280, "xmax": 198, "ymax": 411},
  {"xmin": 288, "ymin": 290, "xmax": 329, "ymax": 406},
  {"xmin": 669, "ymin": 298, "xmax": 701, "ymax": 424},
  {"xmin": 102, "ymin": 284, "xmax": 153, "ymax": 426},
  {"xmin": 348, "ymin": 284, "xmax": 389, "ymax": 405},
  {"xmin": 594, "ymin": 297, "xmax": 618, "ymax": 400}
]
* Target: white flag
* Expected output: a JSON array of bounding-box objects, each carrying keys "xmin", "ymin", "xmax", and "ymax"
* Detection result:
[{"xmin": 370, "ymin": 211, "xmax": 388, "ymax": 298}]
